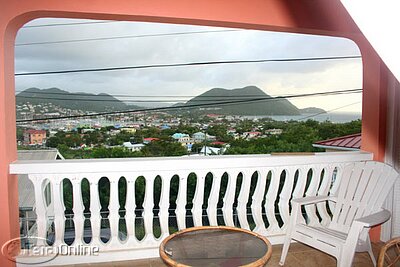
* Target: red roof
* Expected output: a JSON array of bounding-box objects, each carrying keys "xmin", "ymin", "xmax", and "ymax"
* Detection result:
[
  {"xmin": 143, "ymin": 137, "xmax": 159, "ymax": 142},
  {"xmin": 313, "ymin": 133, "xmax": 361, "ymax": 150},
  {"xmin": 25, "ymin": 129, "xmax": 46, "ymax": 134},
  {"xmin": 211, "ymin": 141, "xmax": 226, "ymax": 145}
]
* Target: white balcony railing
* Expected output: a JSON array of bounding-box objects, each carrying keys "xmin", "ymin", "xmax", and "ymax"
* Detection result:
[{"xmin": 10, "ymin": 152, "xmax": 373, "ymax": 265}]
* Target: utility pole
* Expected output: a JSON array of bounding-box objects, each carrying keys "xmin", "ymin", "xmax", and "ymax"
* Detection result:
[{"xmin": 203, "ymin": 129, "xmax": 207, "ymax": 156}]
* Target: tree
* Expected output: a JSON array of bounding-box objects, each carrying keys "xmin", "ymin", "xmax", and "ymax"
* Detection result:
[
  {"xmin": 207, "ymin": 124, "xmax": 233, "ymax": 142},
  {"xmin": 91, "ymin": 147, "xmax": 142, "ymax": 158},
  {"xmin": 16, "ymin": 127, "xmax": 24, "ymax": 141},
  {"xmin": 46, "ymin": 136, "xmax": 61, "ymax": 148},
  {"xmin": 86, "ymin": 131, "xmax": 103, "ymax": 145},
  {"xmin": 141, "ymin": 140, "xmax": 187, "ymax": 157}
]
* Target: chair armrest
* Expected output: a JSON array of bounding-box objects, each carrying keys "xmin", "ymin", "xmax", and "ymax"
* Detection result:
[
  {"xmin": 292, "ymin": 195, "xmax": 336, "ymax": 205},
  {"xmin": 354, "ymin": 209, "xmax": 391, "ymax": 228}
]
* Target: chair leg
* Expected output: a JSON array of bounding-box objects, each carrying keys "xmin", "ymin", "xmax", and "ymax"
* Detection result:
[
  {"xmin": 366, "ymin": 237, "xmax": 376, "ymax": 267},
  {"xmin": 338, "ymin": 254, "xmax": 355, "ymax": 267},
  {"xmin": 279, "ymin": 237, "xmax": 292, "ymax": 266}
]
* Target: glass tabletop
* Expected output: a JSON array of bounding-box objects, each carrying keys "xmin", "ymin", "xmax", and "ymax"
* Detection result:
[{"xmin": 160, "ymin": 226, "xmax": 271, "ymax": 267}]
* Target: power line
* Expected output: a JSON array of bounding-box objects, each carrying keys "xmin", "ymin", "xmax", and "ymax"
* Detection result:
[
  {"xmin": 21, "ymin": 21, "xmax": 114, "ymax": 29},
  {"xmin": 15, "ymin": 88, "xmax": 362, "ymax": 103},
  {"xmin": 15, "ymin": 55, "xmax": 361, "ymax": 77},
  {"xmin": 298, "ymin": 101, "xmax": 361, "ymax": 121},
  {"xmin": 16, "ymin": 89, "xmax": 363, "ymax": 123},
  {"xmin": 15, "ymin": 30, "xmax": 239, "ymax": 46}
]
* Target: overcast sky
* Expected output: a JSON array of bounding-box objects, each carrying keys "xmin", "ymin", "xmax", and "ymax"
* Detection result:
[{"xmin": 15, "ymin": 18, "xmax": 362, "ymax": 113}]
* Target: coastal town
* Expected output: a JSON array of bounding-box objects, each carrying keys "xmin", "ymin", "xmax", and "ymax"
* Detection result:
[{"xmin": 17, "ymin": 100, "xmax": 361, "ymax": 159}]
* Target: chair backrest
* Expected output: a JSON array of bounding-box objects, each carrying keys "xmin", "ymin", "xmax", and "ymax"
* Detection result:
[{"xmin": 329, "ymin": 161, "xmax": 399, "ymax": 233}]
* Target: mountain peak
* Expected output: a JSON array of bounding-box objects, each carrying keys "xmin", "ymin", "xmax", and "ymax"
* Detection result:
[
  {"xmin": 183, "ymin": 86, "xmax": 300, "ymax": 115},
  {"xmin": 16, "ymin": 87, "xmax": 134, "ymax": 112},
  {"xmin": 205, "ymin": 86, "xmax": 268, "ymax": 97}
]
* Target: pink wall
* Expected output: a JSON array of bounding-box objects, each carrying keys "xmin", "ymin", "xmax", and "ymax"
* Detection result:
[{"xmin": 0, "ymin": 1, "xmax": 389, "ymax": 265}]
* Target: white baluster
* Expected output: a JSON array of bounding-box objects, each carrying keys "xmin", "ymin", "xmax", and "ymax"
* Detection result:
[
  {"xmin": 108, "ymin": 174, "xmax": 121, "ymax": 247},
  {"xmin": 316, "ymin": 166, "xmax": 335, "ymax": 226},
  {"xmin": 142, "ymin": 175, "xmax": 155, "ymax": 243},
  {"xmin": 264, "ymin": 168, "xmax": 281, "ymax": 233},
  {"xmin": 277, "ymin": 168, "xmax": 295, "ymax": 231},
  {"xmin": 252, "ymin": 170, "xmax": 268, "ymax": 234},
  {"xmin": 158, "ymin": 172, "xmax": 172, "ymax": 239},
  {"xmin": 236, "ymin": 170, "xmax": 252, "ymax": 230},
  {"xmin": 125, "ymin": 174, "xmax": 138, "ymax": 247},
  {"xmin": 175, "ymin": 172, "xmax": 188, "ymax": 230},
  {"xmin": 52, "ymin": 176, "xmax": 65, "ymax": 247},
  {"xmin": 304, "ymin": 166, "xmax": 323, "ymax": 226},
  {"xmin": 327, "ymin": 164, "xmax": 345, "ymax": 216},
  {"xmin": 192, "ymin": 171, "xmax": 206, "ymax": 227},
  {"xmin": 222, "ymin": 171, "xmax": 237, "ymax": 227},
  {"xmin": 207, "ymin": 171, "xmax": 222, "ymax": 226},
  {"xmin": 88, "ymin": 175, "xmax": 102, "ymax": 248},
  {"xmin": 71, "ymin": 175, "xmax": 85, "ymax": 246},
  {"xmin": 31, "ymin": 175, "xmax": 48, "ymax": 246},
  {"xmin": 291, "ymin": 167, "xmax": 308, "ymax": 224}
]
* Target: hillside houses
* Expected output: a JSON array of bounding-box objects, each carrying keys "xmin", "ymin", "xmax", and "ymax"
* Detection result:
[
  {"xmin": 192, "ymin": 132, "xmax": 216, "ymax": 143},
  {"xmin": 23, "ymin": 129, "xmax": 47, "ymax": 145}
]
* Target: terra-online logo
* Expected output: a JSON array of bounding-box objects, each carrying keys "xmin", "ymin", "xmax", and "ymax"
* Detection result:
[{"xmin": 1, "ymin": 236, "xmax": 99, "ymax": 265}]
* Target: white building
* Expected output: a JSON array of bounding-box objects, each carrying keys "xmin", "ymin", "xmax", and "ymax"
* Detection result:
[
  {"xmin": 192, "ymin": 132, "xmax": 217, "ymax": 143},
  {"xmin": 199, "ymin": 146, "xmax": 224, "ymax": 155},
  {"xmin": 122, "ymin": 142, "xmax": 145, "ymax": 152}
]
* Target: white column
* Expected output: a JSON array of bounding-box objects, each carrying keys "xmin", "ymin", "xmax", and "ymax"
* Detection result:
[
  {"xmin": 252, "ymin": 169, "xmax": 267, "ymax": 234},
  {"xmin": 222, "ymin": 171, "xmax": 238, "ymax": 227},
  {"xmin": 175, "ymin": 172, "xmax": 188, "ymax": 230},
  {"xmin": 303, "ymin": 166, "xmax": 323, "ymax": 226},
  {"xmin": 71, "ymin": 175, "xmax": 85, "ymax": 246},
  {"xmin": 192, "ymin": 171, "xmax": 206, "ymax": 227},
  {"xmin": 142, "ymin": 175, "xmax": 155, "ymax": 243},
  {"xmin": 108, "ymin": 174, "xmax": 121, "ymax": 247},
  {"xmin": 88, "ymin": 175, "xmax": 102, "ymax": 248},
  {"xmin": 316, "ymin": 166, "xmax": 335, "ymax": 226},
  {"xmin": 264, "ymin": 168, "xmax": 281, "ymax": 233},
  {"xmin": 207, "ymin": 171, "xmax": 223, "ymax": 226},
  {"xmin": 52, "ymin": 176, "xmax": 65, "ymax": 247},
  {"xmin": 278, "ymin": 168, "xmax": 295, "ymax": 231},
  {"xmin": 125, "ymin": 174, "xmax": 138, "ymax": 246},
  {"xmin": 31, "ymin": 174, "xmax": 48, "ymax": 246},
  {"xmin": 236, "ymin": 170, "xmax": 252, "ymax": 230},
  {"xmin": 158, "ymin": 172, "xmax": 172, "ymax": 239}
]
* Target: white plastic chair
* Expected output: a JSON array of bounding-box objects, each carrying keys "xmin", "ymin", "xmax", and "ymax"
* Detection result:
[{"xmin": 279, "ymin": 161, "xmax": 399, "ymax": 267}]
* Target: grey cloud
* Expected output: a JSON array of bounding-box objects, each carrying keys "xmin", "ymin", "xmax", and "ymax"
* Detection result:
[{"xmin": 14, "ymin": 19, "xmax": 362, "ymax": 112}]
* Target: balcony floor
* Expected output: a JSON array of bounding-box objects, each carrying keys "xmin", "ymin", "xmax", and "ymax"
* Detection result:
[{"xmin": 58, "ymin": 242, "xmax": 383, "ymax": 267}]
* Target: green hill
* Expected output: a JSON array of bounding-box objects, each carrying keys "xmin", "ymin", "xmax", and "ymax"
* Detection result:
[
  {"xmin": 182, "ymin": 86, "xmax": 302, "ymax": 115},
  {"xmin": 16, "ymin": 87, "xmax": 140, "ymax": 112},
  {"xmin": 300, "ymin": 107, "xmax": 327, "ymax": 114}
]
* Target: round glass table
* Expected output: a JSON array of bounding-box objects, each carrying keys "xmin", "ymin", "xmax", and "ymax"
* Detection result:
[{"xmin": 159, "ymin": 226, "xmax": 272, "ymax": 267}]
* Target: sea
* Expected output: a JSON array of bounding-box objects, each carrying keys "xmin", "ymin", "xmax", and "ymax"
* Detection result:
[{"xmin": 242, "ymin": 112, "xmax": 361, "ymax": 123}]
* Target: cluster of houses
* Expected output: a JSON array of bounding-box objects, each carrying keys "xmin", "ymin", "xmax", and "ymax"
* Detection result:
[
  {"xmin": 23, "ymin": 129, "xmax": 47, "ymax": 146},
  {"xmin": 21, "ymin": 124, "xmax": 285, "ymax": 156},
  {"xmin": 122, "ymin": 131, "xmax": 227, "ymax": 155},
  {"xmin": 121, "ymin": 128, "xmax": 284, "ymax": 155}
]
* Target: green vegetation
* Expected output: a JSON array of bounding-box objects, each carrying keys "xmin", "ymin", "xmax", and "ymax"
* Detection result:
[
  {"xmin": 227, "ymin": 119, "xmax": 361, "ymax": 154},
  {"xmin": 35, "ymin": 118, "xmax": 362, "ymax": 159}
]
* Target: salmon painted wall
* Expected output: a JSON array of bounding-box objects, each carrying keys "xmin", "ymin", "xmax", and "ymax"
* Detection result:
[{"xmin": 0, "ymin": 1, "xmax": 389, "ymax": 265}]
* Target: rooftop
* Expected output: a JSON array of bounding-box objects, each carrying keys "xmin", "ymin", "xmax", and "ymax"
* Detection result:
[
  {"xmin": 313, "ymin": 133, "xmax": 361, "ymax": 151},
  {"xmin": 24, "ymin": 129, "xmax": 46, "ymax": 134}
]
